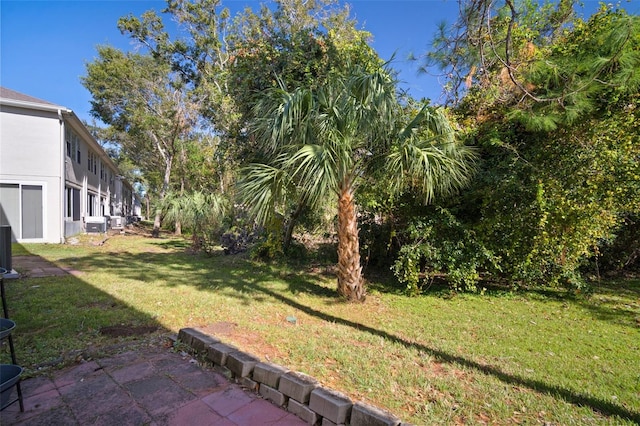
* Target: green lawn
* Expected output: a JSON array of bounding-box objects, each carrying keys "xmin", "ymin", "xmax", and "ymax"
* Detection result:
[{"xmin": 4, "ymin": 233, "xmax": 639, "ymax": 425}]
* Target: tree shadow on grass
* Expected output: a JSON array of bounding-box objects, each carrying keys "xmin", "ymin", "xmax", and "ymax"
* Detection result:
[
  {"xmin": 576, "ymin": 279, "xmax": 640, "ymax": 327},
  {"xmin": 241, "ymin": 277, "xmax": 640, "ymax": 423},
  {"xmin": 151, "ymin": 238, "xmax": 192, "ymax": 250},
  {"xmin": 4, "ymin": 250, "xmax": 168, "ymax": 374},
  {"xmin": 56, "ymin": 244, "xmax": 640, "ymax": 331},
  {"xmin": 52, "ymin": 248, "xmax": 640, "ymax": 423},
  {"xmin": 523, "ymin": 281, "xmax": 640, "ymax": 328}
]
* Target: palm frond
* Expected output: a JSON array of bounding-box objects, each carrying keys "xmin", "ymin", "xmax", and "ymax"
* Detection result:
[
  {"xmin": 387, "ymin": 104, "xmax": 477, "ymax": 203},
  {"xmin": 236, "ymin": 162, "xmax": 294, "ymax": 226},
  {"xmin": 388, "ymin": 139, "xmax": 477, "ymax": 203},
  {"xmin": 287, "ymin": 143, "xmax": 339, "ymax": 205},
  {"xmin": 399, "ymin": 106, "xmax": 456, "ymax": 143},
  {"xmin": 160, "ymin": 190, "xmax": 227, "ymax": 231}
]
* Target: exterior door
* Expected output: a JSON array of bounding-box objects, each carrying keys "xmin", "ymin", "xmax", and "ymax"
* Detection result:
[{"xmin": 21, "ymin": 185, "xmax": 43, "ymax": 239}]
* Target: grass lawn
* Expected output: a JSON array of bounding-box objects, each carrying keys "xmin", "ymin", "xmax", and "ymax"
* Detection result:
[{"xmin": 3, "ymin": 231, "xmax": 639, "ymax": 425}]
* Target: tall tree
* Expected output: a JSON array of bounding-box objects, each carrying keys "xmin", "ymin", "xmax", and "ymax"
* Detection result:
[
  {"xmin": 226, "ymin": 0, "xmax": 379, "ymax": 123},
  {"xmin": 424, "ymin": 0, "xmax": 577, "ymax": 106},
  {"xmin": 100, "ymin": 0, "xmax": 383, "ymax": 249},
  {"xmin": 416, "ymin": 2, "xmax": 640, "ymax": 287},
  {"xmin": 115, "ymin": 1, "xmax": 378, "ymax": 222},
  {"xmin": 83, "ymin": 46, "xmax": 198, "ymax": 236},
  {"xmin": 226, "ymin": 0, "xmax": 385, "ymax": 249},
  {"xmin": 118, "ymin": 1, "xmax": 234, "ymax": 133},
  {"xmin": 238, "ymin": 67, "xmax": 477, "ymax": 301}
]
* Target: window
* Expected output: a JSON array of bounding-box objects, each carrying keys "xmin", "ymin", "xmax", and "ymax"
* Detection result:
[
  {"xmin": 66, "ymin": 129, "xmax": 72, "ymax": 157},
  {"xmin": 100, "ymin": 160, "xmax": 108, "ymax": 182},
  {"xmin": 65, "ymin": 129, "xmax": 82, "ymax": 164},
  {"xmin": 65, "ymin": 187, "xmax": 81, "ymax": 221},
  {"xmin": 73, "ymin": 188, "xmax": 80, "ymax": 221},
  {"xmin": 88, "ymin": 193, "xmax": 97, "ymax": 216},
  {"xmin": 88, "ymin": 152, "xmax": 97, "ymax": 174},
  {"xmin": 22, "ymin": 186, "xmax": 43, "ymax": 239},
  {"xmin": 65, "ymin": 188, "xmax": 72, "ymax": 219},
  {"xmin": 0, "ymin": 184, "xmax": 19, "ymax": 229},
  {"xmin": 0, "ymin": 184, "xmax": 42, "ymax": 239}
]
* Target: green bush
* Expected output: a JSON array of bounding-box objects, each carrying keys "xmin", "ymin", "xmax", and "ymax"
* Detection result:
[
  {"xmin": 393, "ymin": 208, "xmax": 499, "ymax": 294},
  {"xmin": 250, "ymin": 231, "xmax": 284, "ymax": 261}
]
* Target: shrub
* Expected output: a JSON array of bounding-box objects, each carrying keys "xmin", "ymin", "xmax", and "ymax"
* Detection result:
[
  {"xmin": 393, "ymin": 208, "xmax": 499, "ymax": 294},
  {"xmin": 219, "ymin": 207, "xmax": 265, "ymax": 255}
]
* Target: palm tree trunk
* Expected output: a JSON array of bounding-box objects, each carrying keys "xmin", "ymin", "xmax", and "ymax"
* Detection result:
[{"xmin": 336, "ymin": 186, "xmax": 365, "ymax": 301}]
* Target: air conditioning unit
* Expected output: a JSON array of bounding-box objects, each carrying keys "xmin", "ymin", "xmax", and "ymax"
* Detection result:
[
  {"xmin": 85, "ymin": 216, "xmax": 107, "ymax": 233},
  {"xmin": 110, "ymin": 216, "xmax": 123, "ymax": 230}
]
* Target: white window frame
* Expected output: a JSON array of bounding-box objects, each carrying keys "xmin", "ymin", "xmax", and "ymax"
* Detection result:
[
  {"xmin": 65, "ymin": 129, "xmax": 82, "ymax": 164},
  {"xmin": 87, "ymin": 192, "xmax": 97, "ymax": 217},
  {"xmin": 0, "ymin": 180, "xmax": 48, "ymax": 242}
]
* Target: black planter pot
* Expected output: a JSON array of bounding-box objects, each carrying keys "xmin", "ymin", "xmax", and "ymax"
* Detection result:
[{"xmin": 0, "ymin": 364, "xmax": 23, "ymax": 409}]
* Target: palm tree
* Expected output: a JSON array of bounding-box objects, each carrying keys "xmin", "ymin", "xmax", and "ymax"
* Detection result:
[
  {"xmin": 238, "ymin": 67, "xmax": 477, "ymax": 301},
  {"xmin": 161, "ymin": 191, "xmax": 227, "ymax": 253}
]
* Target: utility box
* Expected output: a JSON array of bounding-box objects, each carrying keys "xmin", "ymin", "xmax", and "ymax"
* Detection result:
[
  {"xmin": 85, "ymin": 216, "xmax": 107, "ymax": 233},
  {"xmin": 0, "ymin": 226, "xmax": 11, "ymax": 272},
  {"xmin": 110, "ymin": 216, "xmax": 123, "ymax": 230}
]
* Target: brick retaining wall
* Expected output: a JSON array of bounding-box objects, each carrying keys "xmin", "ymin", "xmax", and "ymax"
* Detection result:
[{"xmin": 178, "ymin": 327, "xmax": 411, "ymax": 426}]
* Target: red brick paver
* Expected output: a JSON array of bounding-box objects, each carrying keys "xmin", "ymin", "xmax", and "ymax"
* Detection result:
[{"xmin": 1, "ymin": 346, "xmax": 306, "ymax": 426}]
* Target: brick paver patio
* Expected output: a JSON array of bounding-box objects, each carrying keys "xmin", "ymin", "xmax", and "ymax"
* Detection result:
[{"xmin": 1, "ymin": 345, "xmax": 305, "ymax": 425}]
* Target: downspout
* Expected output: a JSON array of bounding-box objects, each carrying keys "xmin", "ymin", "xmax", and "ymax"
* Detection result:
[{"xmin": 58, "ymin": 109, "xmax": 65, "ymax": 243}]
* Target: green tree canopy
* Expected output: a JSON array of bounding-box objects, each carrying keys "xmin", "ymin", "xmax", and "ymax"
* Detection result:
[
  {"xmin": 407, "ymin": 2, "xmax": 640, "ymax": 289},
  {"xmin": 238, "ymin": 66, "xmax": 477, "ymax": 301},
  {"xmin": 114, "ymin": 0, "xmax": 384, "ymax": 213},
  {"xmin": 83, "ymin": 45, "xmax": 199, "ymax": 236}
]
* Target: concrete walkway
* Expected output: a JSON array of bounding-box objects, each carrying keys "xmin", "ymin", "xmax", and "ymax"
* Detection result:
[
  {"xmin": 10, "ymin": 256, "xmax": 77, "ymax": 279},
  {"xmin": 1, "ymin": 345, "xmax": 306, "ymax": 426}
]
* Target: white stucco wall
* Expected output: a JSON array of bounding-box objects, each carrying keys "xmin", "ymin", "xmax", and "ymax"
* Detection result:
[
  {"xmin": 1, "ymin": 90, "xmax": 134, "ymax": 243},
  {"xmin": 0, "ymin": 105, "xmax": 63, "ymax": 243}
]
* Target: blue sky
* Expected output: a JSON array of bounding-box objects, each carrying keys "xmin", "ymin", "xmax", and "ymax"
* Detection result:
[{"xmin": 0, "ymin": 0, "xmax": 625, "ymax": 123}]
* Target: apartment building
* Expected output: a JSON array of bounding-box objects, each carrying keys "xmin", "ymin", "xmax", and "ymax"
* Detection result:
[{"xmin": 0, "ymin": 87, "xmax": 136, "ymax": 243}]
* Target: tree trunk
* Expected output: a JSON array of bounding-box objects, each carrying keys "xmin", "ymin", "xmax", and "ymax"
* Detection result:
[
  {"xmin": 336, "ymin": 186, "xmax": 365, "ymax": 301},
  {"xmin": 175, "ymin": 146, "xmax": 187, "ymax": 236},
  {"xmin": 152, "ymin": 210, "xmax": 162, "ymax": 237},
  {"xmin": 152, "ymin": 155, "xmax": 173, "ymax": 238},
  {"xmin": 283, "ymin": 199, "xmax": 305, "ymax": 252},
  {"xmin": 175, "ymin": 177, "xmax": 185, "ymax": 236}
]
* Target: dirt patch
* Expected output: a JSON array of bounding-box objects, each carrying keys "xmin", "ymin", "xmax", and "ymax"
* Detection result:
[
  {"xmin": 66, "ymin": 234, "xmax": 110, "ymax": 246},
  {"xmin": 199, "ymin": 321, "xmax": 238, "ymax": 335},
  {"xmin": 197, "ymin": 321, "xmax": 284, "ymax": 361},
  {"xmin": 122, "ymin": 223, "xmax": 177, "ymax": 238},
  {"xmin": 100, "ymin": 324, "xmax": 158, "ymax": 337}
]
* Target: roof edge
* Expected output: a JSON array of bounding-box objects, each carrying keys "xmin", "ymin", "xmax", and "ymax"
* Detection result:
[{"xmin": 0, "ymin": 97, "xmax": 72, "ymax": 114}]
